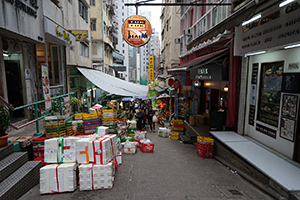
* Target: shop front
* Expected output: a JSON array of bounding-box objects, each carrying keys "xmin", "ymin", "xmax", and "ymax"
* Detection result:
[
  {"xmin": 235, "ymin": 0, "xmax": 300, "ymax": 162},
  {"xmin": 190, "ymin": 60, "xmax": 229, "ymax": 130},
  {"xmin": 0, "ymin": 0, "xmax": 43, "ymax": 120}
]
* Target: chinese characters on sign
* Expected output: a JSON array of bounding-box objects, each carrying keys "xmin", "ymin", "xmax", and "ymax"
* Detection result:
[
  {"xmin": 149, "ymin": 56, "xmax": 154, "ymax": 81},
  {"xmin": 71, "ymin": 30, "xmax": 88, "ymax": 41}
]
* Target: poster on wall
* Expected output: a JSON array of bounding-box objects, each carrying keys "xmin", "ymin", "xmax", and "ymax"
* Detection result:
[
  {"xmin": 249, "ymin": 63, "xmax": 258, "ymax": 126},
  {"xmin": 281, "ymin": 94, "xmax": 298, "ymax": 119},
  {"xmin": 63, "ymin": 96, "xmax": 70, "ymax": 119},
  {"xmin": 41, "ymin": 65, "xmax": 52, "ymax": 111},
  {"xmin": 280, "ymin": 117, "xmax": 296, "ymax": 142}
]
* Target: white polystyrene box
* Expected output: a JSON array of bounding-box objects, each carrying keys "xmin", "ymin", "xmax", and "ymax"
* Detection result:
[
  {"xmin": 93, "ymin": 162, "xmax": 114, "ymax": 189},
  {"xmin": 60, "ymin": 138, "xmax": 77, "ymax": 163},
  {"xmin": 40, "ymin": 164, "xmax": 59, "ymax": 194},
  {"xmin": 90, "ymin": 137, "xmax": 112, "ymax": 164},
  {"xmin": 44, "ymin": 138, "xmax": 60, "ymax": 163},
  {"xmin": 76, "ymin": 138, "xmax": 91, "ymax": 164},
  {"xmin": 40, "ymin": 163, "xmax": 77, "ymax": 194},
  {"xmin": 95, "ymin": 126, "xmax": 109, "ymax": 137},
  {"xmin": 116, "ymin": 152, "xmax": 122, "ymax": 165},
  {"xmin": 79, "ymin": 164, "xmax": 93, "ymax": 191},
  {"xmin": 57, "ymin": 163, "xmax": 77, "ymax": 192},
  {"xmin": 124, "ymin": 142, "xmax": 137, "ymax": 154}
]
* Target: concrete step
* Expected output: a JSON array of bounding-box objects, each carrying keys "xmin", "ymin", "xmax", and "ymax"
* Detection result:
[
  {"xmin": 0, "ymin": 152, "xmax": 28, "ymax": 182},
  {"xmin": 0, "ymin": 161, "xmax": 42, "ymax": 200},
  {"xmin": 0, "ymin": 143, "xmax": 14, "ymax": 161}
]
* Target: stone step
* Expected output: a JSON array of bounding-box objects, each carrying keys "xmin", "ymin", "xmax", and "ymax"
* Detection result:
[
  {"xmin": 0, "ymin": 143, "xmax": 14, "ymax": 161},
  {"xmin": 0, "ymin": 152, "xmax": 28, "ymax": 182},
  {"xmin": 0, "ymin": 161, "xmax": 42, "ymax": 200}
]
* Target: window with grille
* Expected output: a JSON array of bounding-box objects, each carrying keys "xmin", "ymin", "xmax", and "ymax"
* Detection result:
[
  {"xmin": 80, "ymin": 42, "xmax": 89, "ymax": 57},
  {"xmin": 91, "ymin": 18, "xmax": 96, "ymax": 31}
]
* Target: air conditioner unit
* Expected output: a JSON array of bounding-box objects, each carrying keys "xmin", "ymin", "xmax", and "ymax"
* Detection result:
[{"xmin": 175, "ymin": 38, "xmax": 181, "ymax": 44}]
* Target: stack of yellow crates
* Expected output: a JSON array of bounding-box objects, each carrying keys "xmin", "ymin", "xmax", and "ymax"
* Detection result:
[{"xmin": 170, "ymin": 119, "xmax": 184, "ymax": 140}]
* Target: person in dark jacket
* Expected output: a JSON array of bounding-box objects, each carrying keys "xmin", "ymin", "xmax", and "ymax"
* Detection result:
[{"xmin": 135, "ymin": 107, "xmax": 144, "ymax": 131}]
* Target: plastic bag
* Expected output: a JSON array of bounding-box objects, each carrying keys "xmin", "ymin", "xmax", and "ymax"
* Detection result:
[{"xmin": 153, "ymin": 115, "xmax": 158, "ymax": 122}]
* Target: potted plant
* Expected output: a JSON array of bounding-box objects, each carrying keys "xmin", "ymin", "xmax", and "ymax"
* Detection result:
[{"xmin": 0, "ymin": 104, "xmax": 11, "ymax": 147}]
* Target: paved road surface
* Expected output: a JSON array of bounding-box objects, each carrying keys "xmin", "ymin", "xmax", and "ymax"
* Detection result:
[{"xmin": 20, "ymin": 129, "xmax": 273, "ymax": 200}]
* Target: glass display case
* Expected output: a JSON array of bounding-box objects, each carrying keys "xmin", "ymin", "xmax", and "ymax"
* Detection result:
[{"xmin": 257, "ymin": 61, "xmax": 283, "ymax": 127}]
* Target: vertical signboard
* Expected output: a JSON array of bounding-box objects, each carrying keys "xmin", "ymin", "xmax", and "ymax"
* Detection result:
[
  {"xmin": 63, "ymin": 96, "xmax": 70, "ymax": 119},
  {"xmin": 149, "ymin": 56, "xmax": 154, "ymax": 81},
  {"xmin": 42, "ymin": 65, "xmax": 52, "ymax": 111},
  {"xmin": 249, "ymin": 63, "xmax": 258, "ymax": 126}
]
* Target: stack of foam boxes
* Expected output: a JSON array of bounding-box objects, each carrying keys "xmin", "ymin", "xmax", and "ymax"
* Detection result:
[
  {"xmin": 40, "ymin": 134, "xmax": 122, "ymax": 194},
  {"xmin": 102, "ymin": 109, "xmax": 118, "ymax": 134}
]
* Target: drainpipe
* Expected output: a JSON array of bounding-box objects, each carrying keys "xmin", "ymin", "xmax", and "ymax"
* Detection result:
[{"xmin": 101, "ymin": 0, "xmax": 105, "ymax": 72}]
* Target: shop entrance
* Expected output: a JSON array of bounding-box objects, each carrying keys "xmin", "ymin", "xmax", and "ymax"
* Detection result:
[{"xmin": 5, "ymin": 60, "xmax": 24, "ymax": 119}]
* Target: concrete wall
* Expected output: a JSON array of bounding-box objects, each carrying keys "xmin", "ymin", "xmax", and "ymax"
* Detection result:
[{"xmin": 0, "ymin": 0, "xmax": 43, "ymax": 43}]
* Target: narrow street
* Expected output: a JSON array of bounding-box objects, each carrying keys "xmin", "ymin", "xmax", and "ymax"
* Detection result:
[{"xmin": 20, "ymin": 128, "xmax": 272, "ymax": 200}]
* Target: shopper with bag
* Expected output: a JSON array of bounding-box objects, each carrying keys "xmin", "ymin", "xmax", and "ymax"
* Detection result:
[{"xmin": 149, "ymin": 107, "xmax": 157, "ymax": 132}]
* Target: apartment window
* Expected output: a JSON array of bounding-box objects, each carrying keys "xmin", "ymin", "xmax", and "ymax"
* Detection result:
[
  {"xmin": 90, "ymin": 0, "xmax": 95, "ymax": 6},
  {"xmin": 122, "ymin": 44, "xmax": 124, "ymax": 47},
  {"xmin": 92, "ymin": 44, "xmax": 97, "ymax": 55},
  {"xmin": 122, "ymin": 6, "xmax": 124, "ymax": 9},
  {"xmin": 79, "ymin": 1, "xmax": 88, "ymax": 22},
  {"xmin": 197, "ymin": 17, "xmax": 206, "ymax": 36},
  {"xmin": 80, "ymin": 42, "xmax": 89, "ymax": 57},
  {"xmin": 123, "ymin": 50, "xmax": 124, "ymax": 53},
  {"xmin": 91, "ymin": 18, "xmax": 96, "ymax": 31},
  {"xmin": 212, "ymin": 1, "xmax": 228, "ymax": 27}
]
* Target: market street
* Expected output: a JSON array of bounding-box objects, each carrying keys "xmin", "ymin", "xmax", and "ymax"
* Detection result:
[{"xmin": 20, "ymin": 128, "xmax": 273, "ymax": 200}]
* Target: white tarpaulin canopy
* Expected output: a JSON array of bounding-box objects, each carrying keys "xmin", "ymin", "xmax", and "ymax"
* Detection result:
[{"xmin": 78, "ymin": 67, "xmax": 148, "ymax": 97}]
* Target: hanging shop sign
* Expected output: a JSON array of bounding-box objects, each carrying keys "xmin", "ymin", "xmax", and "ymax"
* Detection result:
[
  {"xmin": 44, "ymin": 17, "xmax": 76, "ymax": 47},
  {"xmin": 149, "ymin": 56, "xmax": 154, "ymax": 81},
  {"xmin": 190, "ymin": 64, "xmax": 226, "ymax": 81},
  {"xmin": 71, "ymin": 30, "xmax": 88, "ymax": 41},
  {"xmin": 41, "ymin": 65, "xmax": 52, "ymax": 111},
  {"xmin": 122, "ymin": 15, "xmax": 152, "ymax": 47},
  {"xmin": 235, "ymin": 2, "xmax": 300, "ymax": 55}
]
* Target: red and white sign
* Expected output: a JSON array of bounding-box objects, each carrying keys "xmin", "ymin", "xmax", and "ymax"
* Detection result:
[{"xmin": 122, "ymin": 15, "xmax": 152, "ymax": 47}]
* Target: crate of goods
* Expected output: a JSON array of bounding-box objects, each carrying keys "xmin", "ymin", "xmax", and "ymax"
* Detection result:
[
  {"xmin": 170, "ymin": 132, "xmax": 179, "ymax": 140},
  {"xmin": 196, "ymin": 136, "xmax": 214, "ymax": 158},
  {"xmin": 95, "ymin": 126, "xmax": 109, "ymax": 136},
  {"xmin": 128, "ymin": 133, "xmax": 135, "ymax": 137},
  {"xmin": 83, "ymin": 112, "xmax": 98, "ymax": 120},
  {"xmin": 108, "ymin": 128, "xmax": 118, "ymax": 134},
  {"xmin": 127, "ymin": 127, "xmax": 137, "ymax": 134},
  {"xmin": 140, "ymin": 139, "xmax": 154, "ymax": 153},
  {"xmin": 102, "ymin": 109, "xmax": 117, "ymax": 113},
  {"xmin": 134, "ymin": 130, "xmax": 147, "ymax": 140},
  {"xmin": 40, "ymin": 163, "xmax": 77, "ymax": 194},
  {"xmin": 172, "ymin": 119, "xmax": 183, "ymax": 126},
  {"xmin": 172, "ymin": 125, "xmax": 184, "ymax": 131},
  {"xmin": 74, "ymin": 113, "xmax": 83, "ymax": 120},
  {"xmin": 126, "ymin": 120, "xmax": 137, "ymax": 128},
  {"xmin": 123, "ymin": 141, "xmax": 137, "ymax": 154},
  {"xmin": 158, "ymin": 127, "xmax": 169, "ymax": 138},
  {"xmin": 44, "ymin": 137, "xmax": 77, "ymax": 163},
  {"xmin": 120, "ymin": 136, "xmax": 134, "ymax": 143},
  {"xmin": 102, "ymin": 117, "xmax": 117, "ymax": 122},
  {"xmin": 102, "ymin": 121, "xmax": 117, "ymax": 127}
]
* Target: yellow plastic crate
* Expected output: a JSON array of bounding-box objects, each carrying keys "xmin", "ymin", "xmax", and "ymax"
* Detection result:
[
  {"xmin": 102, "ymin": 109, "xmax": 117, "ymax": 113},
  {"xmin": 197, "ymin": 136, "xmax": 214, "ymax": 144},
  {"xmin": 102, "ymin": 117, "xmax": 117, "ymax": 122},
  {"xmin": 82, "ymin": 113, "xmax": 98, "ymax": 120},
  {"xmin": 172, "ymin": 119, "xmax": 183, "ymax": 126},
  {"xmin": 74, "ymin": 113, "xmax": 83, "ymax": 118},
  {"xmin": 172, "ymin": 126, "xmax": 184, "ymax": 131},
  {"xmin": 128, "ymin": 133, "xmax": 135, "ymax": 137},
  {"xmin": 170, "ymin": 132, "xmax": 179, "ymax": 140}
]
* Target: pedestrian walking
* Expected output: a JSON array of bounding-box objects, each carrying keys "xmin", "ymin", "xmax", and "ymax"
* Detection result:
[
  {"xmin": 147, "ymin": 106, "xmax": 155, "ymax": 132},
  {"xmin": 135, "ymin": 107, "xmax": 144, "ymax": 131}
]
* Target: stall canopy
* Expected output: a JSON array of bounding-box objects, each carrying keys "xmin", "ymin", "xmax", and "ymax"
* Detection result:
[{"xmin": 78, "ymin": 67, "xmax": 148, "ymax": 97}]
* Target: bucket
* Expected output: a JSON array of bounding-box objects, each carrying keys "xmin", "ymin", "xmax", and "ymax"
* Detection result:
[{"xmin": 189, "ymin": 115, "xmax": 196, "ymax": 126}]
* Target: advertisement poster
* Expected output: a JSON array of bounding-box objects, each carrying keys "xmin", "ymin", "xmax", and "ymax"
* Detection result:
[
  {"xmin": 122, "ymin": 15, "xmax": 152, "ymax": 47},
  {"xmin": 280, "ymin": 117, "xmax": 296, "ymax": 142},
  {"xmin": 42, "ymin": 65, "xmax": 52, "ymax": 111},
  {"xmin": 63, "ymin": 96, "xmax": 70, "ymax": 119}
]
